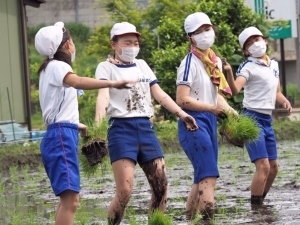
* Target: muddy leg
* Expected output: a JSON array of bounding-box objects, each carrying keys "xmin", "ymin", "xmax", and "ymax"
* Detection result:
[
  {"xmin": 198, "ymin": 177, "xmax": 216, "ymax": 220},
  {"xmin": 186, "ymin": 184, "xmax": 199, "ymax": 220},
  {"xmin": 262, "ymin": 159, "xmax": 278, "ymax": 201},
  {"xmin": 108, "ymin": 159, "xmax": 135, "ymax": 225},
  {"xmin": 141, "ymin": 157, "xmax": 168, "ymax": 213},
  {"xmin": 251, "ymin": 158, "xmax": 270, "ymax": 205}
]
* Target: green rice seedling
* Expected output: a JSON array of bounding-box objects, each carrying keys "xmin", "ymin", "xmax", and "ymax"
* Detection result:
[
  {"xmin": 218, "ymin": 111, "xmax": 260, "ymax": 148},
  {"xmin": 190, "ymin": 214, "xmax": 203, "ymax": 225},
  {"xmin": 292, "ymin": 170, "xmax": 300, "ymax": 184},
  {"xmin": 123, "ymin": 206, "xmax": 140, "ymax": 225},
  {"xmin": 0, "ymin": 180, "xmax": 6, "ymax": 193},
  {"xmin": 74, "ymin": 210, "xmax": 90, "ymax": 225},
  {"xmin": 216, "ymin": 207, "xmax": 227, "ymax": 218},
  {"xmin": 26, "ymin": 209, "xmax": 36, "ymax": 225},
  {"xmin": 148, "ymin": 209, "xmax": 173, "ymax": 225},
  {"xmin": 79, "ymin": 118, "xmax": 110, "ymax": 178},
  {"xmin": 216, "ymin": 193, "xmax": 227, "ymax": 202},
  {"xmin": 129, "ymin": 215, "xmax": 139, "ymax": 225}
]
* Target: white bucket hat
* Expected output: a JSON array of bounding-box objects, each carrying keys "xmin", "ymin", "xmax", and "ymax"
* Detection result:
[
  {"xmin": 35, "ymin": 22, "xmax": 65, "ymax": 59},
  {"xmin": 184, "ymin": 12, "xmax": 212, "ymax": 34},
  {"xmin": 239, "ymin": 26, "xmax": 264, "ymax": 49},
  {"xmin": 110, "ymin": 22, "xmax": 141, "ymax": 40}
]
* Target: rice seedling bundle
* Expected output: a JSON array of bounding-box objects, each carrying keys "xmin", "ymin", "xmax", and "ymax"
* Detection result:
[{"xmin": 218, "ymin": 112, "xmax": 260, "ymax": 148}]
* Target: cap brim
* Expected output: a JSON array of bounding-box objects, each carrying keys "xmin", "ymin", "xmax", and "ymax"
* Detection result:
[
  {"xmin": 112, "ymin": 32, "xmax": 141, "ymax": 39},
  {"xmin": 189, "ymin": 23, "xmax": 212, "ymax": 33},
  {"xmin": 243, "ymin": 34, "xmax": 268, "ymax": 49}
]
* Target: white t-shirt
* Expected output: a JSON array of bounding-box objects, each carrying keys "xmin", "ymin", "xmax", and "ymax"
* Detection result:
[
  {"xmin": 236, "ymin": 57, "xmax": 279, "ymax": 115},
  {"xmin": 39, "ymin": 60, "xmax": 79, "ymax": 125},
  {"xmin": 95, "ymin": 59, "xmax": 158, "ymax": 118},
  {"xmin": 176, "ymin": 52, "xmax": 222, "ymax": 106}
]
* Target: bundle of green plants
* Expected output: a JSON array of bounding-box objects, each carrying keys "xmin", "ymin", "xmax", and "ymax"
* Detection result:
[
  {"xmin": 218, "ymin": 111, "xmax": 260, "ymax": 148},
  {"xmin": 148, "ymin": 210, "xmax": 173, "ymax": 225},
  {"xmin": 79, "ymin": 118, "xmax": 110, "ymax": 178}
]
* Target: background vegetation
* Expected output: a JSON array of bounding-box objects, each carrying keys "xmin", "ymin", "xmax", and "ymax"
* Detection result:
[{"xmin": 27, "ymin": 0, "xmax": 300, "ymax": 127}]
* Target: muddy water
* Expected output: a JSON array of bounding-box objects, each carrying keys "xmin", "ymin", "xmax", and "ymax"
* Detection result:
[{"xmin": 1, "ymin": 141, "xmax": 300, "ymax": 224}]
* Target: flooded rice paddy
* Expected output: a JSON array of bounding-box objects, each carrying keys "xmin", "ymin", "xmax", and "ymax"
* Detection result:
[{"xmin": 0, "ymin": 141, "xmax": 300, "ymax": 224}]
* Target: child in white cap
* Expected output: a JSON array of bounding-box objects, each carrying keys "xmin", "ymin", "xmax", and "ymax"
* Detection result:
[
  {"xmin": 95, "ymin": 21, "xmax": 198, "ymax": 224},
  {"xmin": 223, "ymin": 26, "xmax": 292, "ymax": 207},
  {"xmin": 35, "ymin": 22, "xmax": 133, "ymax": 225},
  {"xmin": 176, "ymin": 12, "xmax": 235, "ymax": 221}
]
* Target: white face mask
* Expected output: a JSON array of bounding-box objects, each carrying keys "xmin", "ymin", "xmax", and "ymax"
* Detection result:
[
  {"xmin": 116, "ymin": 46, "xmax": 140, "ymax": 62},
  {"xmin": 248, "ymin": 40, "xmax": 267, "ymax": 58},
  {"xmin": 193, "ymin": 29, "xmax": 215, "ymax": 50}
]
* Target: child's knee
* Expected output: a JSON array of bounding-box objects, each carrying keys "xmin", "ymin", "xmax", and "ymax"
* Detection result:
[
  {"xmin": 60, "ymin": 191, "xmax": 79, "ymax": 212},
  {"xmin": 62, "ymin": 196, "xmax": 79, "ymax": 213},
  {"xmin": 117, "ymin": 185, "xmax": 132, "ymax": 205},
  {"xmin": 142, "ymin": 158, "xmax": 168, "ymax": 199},
  {"xmin": 257, "ymin": 159, "xmax": 271, "ymax": 176},
  {"xmin": 270, "ymin": 161, "xmax": 279, "ymax": 174}
]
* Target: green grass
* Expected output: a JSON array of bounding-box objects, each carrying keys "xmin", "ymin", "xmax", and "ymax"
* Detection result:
[
  {"xmin": 78, "ymin": 118, "xmax": 111, "ymax": 178},
  {"xmin": 273, "ymin": 119, "xmax": 300, "ymax": 141},
  {"xmin": 148, "ymin": 210, "xmax": 173, "ymax": 225},
  {"xmin": 218, "ymin": 112, "xmax": 260, "ymax": 145},
  {"xmin": 0, "ymin": 138, "xmax": 299, "ymax": 224},
  {"xmin": 31, "ymin": 111, "xmax": 46, "ymax": 130}
]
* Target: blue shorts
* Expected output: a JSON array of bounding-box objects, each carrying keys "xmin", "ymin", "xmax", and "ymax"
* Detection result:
[
  {"xmin": 178, "ymin": 110, "xmax": 219, "ymax": 183},
  {"xmin": 242, "ymin": 109, "xmax": 277, "ymax": 162},
  {"xmin": 40, "ymin": 123, "xmax": 80, "ymax": 196},
  {"xmin": 108, "ymin": 117, "xmax": 164, "ymax": 164}
]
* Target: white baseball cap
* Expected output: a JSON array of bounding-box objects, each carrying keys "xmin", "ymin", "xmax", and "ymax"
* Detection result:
[
  {"xmin": 110, "ymin": 22, "xmax": 141, "ymax": 40},
  {"xmin": 239, "ymin": 26, "xmax": 264, "ymax": 49},
  {"xmin": 184, "ymin": 12, "xmax": 212, "ymax": 34},
  {"xmin": 35, "ymin": 22, "xmax": 65, "ymax": 58}
]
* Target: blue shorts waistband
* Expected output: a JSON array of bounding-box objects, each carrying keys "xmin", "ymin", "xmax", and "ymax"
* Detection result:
[
  {"xmin": 109, "ymin": 117, "xmax": 150, "ymax": 122},
  {"xmin": 47, "ymin": 123, "xmax": 78, "ymax": 130},
  {"xmin": 181, "ymin": 109, "xmax": 214, "ymax": 117},
  {"xmin": 243, "ymin": 108, "xmax": 271, "ymax": 118}
]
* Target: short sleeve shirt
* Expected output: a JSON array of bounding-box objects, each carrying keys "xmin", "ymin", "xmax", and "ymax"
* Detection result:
[
  {"xmin": 176, "ymin": 52, "xmax": 219, "ymax": 106},
  {"xmin": 39, "ymin": 60, "xmax": 79, "ymax": 125},
  {"xmin": 236, "ymin": 57, "xmax": 279, "ymax": 115},
  {"xmin": 95, "ymin": 59, "xmax": 158, "ymax": 118}
]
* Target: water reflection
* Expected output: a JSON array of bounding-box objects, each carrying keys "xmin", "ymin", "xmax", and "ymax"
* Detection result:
[
  {"xmin": 0, "ymin": 141, "xmax": 300, "ymax": 224},
  {"xmin": 251, "ymin": 204, "xmax": 279, "ymax": 223}
]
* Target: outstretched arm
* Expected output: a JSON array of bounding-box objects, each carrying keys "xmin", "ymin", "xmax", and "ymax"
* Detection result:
[
  {"xmin": 63, "ymin": 72, "xmax": 134, "ymax": 90},
  {"xmin": 151, "ymin": 84, "xmax": 198, "ymax": 131}
]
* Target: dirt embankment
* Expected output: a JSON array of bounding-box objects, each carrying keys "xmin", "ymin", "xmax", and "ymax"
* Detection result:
[{"xmin": 0, "ymin": 145, "xmax": 42, "ymax": 173}]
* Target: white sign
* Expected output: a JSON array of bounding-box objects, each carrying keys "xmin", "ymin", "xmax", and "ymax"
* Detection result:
[{"xmin": 244, "ymin": 0, "xmax": 297, "ymax": 38}]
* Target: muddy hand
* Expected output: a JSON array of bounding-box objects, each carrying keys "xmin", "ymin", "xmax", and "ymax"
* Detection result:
[
  {"xmin": 78, "ymin": 123, "xmax": 89, "ymax": 138},
  {"xmin": 182, "ymin": 115, "xmax": 199, "ymax": 131},
  {"xmin": 217, "ymin": 112, "xmax": 227, "ymax": 120},
  {"xmin": 111, "ymin": 80, "xmax": 138, "ymax": 89},
  {"xmin": 212, "ymin": 105, "xmax": 226, "ymax": 118}
]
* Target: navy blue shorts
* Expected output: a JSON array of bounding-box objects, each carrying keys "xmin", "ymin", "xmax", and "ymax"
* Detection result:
[
  {"xmin": 40, "ymin": 123, "xmax": 80, "ymax": 196},
  {"xmin": 107, "ymin": 117, "xmax": 164, "ymax": 164},
  {"xmin": 178, "ymin": 110, "xmax": 219, "ymax": 183},
  {"xmin": 242, "ymin": 109, "xmax": 277, "ymax": 162}
]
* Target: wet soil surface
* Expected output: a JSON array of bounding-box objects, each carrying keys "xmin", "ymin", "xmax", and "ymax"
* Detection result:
[{"xmin": 1, "ymin": 141, "xmax": 300, "ymax": 224}]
